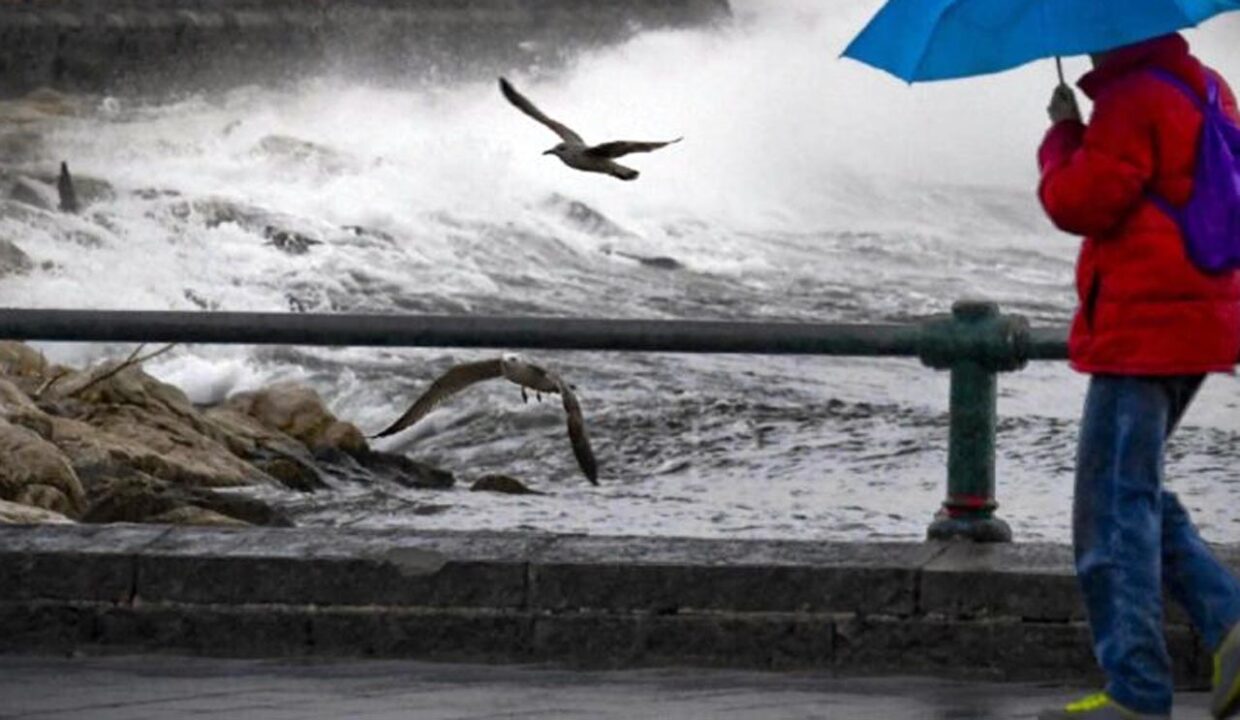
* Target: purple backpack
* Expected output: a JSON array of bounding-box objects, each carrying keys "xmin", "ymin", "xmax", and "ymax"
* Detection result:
[{"xmin": 1148, "ymin": 69, "xmax": 1240, "ymax": 274}]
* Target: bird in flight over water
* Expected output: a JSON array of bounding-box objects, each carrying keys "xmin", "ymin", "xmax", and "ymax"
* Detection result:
[
  {"xmin": 499, "ymin": 77, "xmax": 681, "ymax": 181},
  {"xmin": 372, "ymin": 353, "xmax": 598, "ymax": 484}
]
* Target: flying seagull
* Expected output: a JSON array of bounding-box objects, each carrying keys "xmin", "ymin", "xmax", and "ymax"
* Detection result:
[
  {"xmin": 372, "ymin": 354, "xmax": 598, "ymax": 484},
  {"xmin": 499, "ymin": 77, "xmax": 681, "ymax": 181}
]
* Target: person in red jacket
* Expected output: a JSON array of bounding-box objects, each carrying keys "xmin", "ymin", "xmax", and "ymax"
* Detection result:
[{"xmin": 1036, "ymin": 34, "xmax": 1240, "ymax": 720}]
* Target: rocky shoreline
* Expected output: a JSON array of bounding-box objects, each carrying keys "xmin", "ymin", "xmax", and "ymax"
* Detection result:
[{"xmin": 0, "ymin": 339, "xmax": 457, "ymax": 528}]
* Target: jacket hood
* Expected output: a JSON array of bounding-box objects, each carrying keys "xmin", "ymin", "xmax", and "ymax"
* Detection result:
[{"xmin": 1078, "ymin": 33, "xmax": 1193, "ymax": 100}]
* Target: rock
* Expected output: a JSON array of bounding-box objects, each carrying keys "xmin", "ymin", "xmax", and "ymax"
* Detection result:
[
  {"xmin": 67, "ymin": 174, "xmax": 113, "ymax": 207},
  {"xmin": 29, "ymin": 167, "xmax": 114, "ymax": 209},
  {"xmin": 319, "ymin": 421, "xmax": 368, "ymax": 455},
  {"xmin": 471, "ymin": 474, "xmax": 543, "ymax": 495},
  {"xmin": 611, "ymin": 250, "xmax": 683, "ymax": 271},
  {"xmin": 0, "ymin": 498, "xmax": 73, "ymax": 524},
  {"xmin": 200, "ymin": 406, "xmax": 330, "ymax": 492},
  {"xmin": 9, "ymin": 177, "xmax": 57, "ymax": 211},
  {"xmin": 353, "ymin": 450, "xmax": 454, "ymax": 489},
  {"xmin": 145, "ymin": 506, "xmax": 250, "ymax": 527},
  {"xmin": 50, "ymin": 359, "xmax": 196, "ymax": 420},
  {"xmin": 254, "ymin": 455, "xmax": 328, "ymax": 492},
  {"xmin": 194, "ymin": 198, "xmax": 268, "ymax": 229},
  {"xmin": 314, "ymin": 447, "xmax": 455, "ymax": 490},
  {"xmin": 201, "ymin": 405, "xmax": 312, "ymax": 461},
  {"xmin": 286, "ymin": 293, "xmax": 314, "ymax": 313},
  {"xmin": 339, "ymin": 225, "xmax": 396, "ymax": 244},
  {"xmin": 17, "ymin": 483, "xmax": 74, "ymax": 511},
  {"xmin": 543, "ymin": 194, "xmax": 633, "ymax": 238},
  {"xmin": 194, "ymin": 488, "xmax": 293, "ymax": 527},
  {"xmin": 182, "ymin": 289, "xmax": 218, "ymax": 311},
  {"xmin": 0, "ymin": 199, "xmax": 108, "ymax": 247},
  {"xmin": 82, "ymin": 473, "xmax": 291, "ymax": 527},
  {"xmin": 225, "ymin": 382, "xmax": 369, "ymax": 457},
  {"xmin": 132, "ymin": 188, "xmax": 181, "ymax": 201},
  {"xmin": 192, "ymin": 197, "xmax": 333, "ymax": 250},
  {"xmin": 0, "ymin": 418, "xmax": 85, "ymax": 517},
  {"xmin": 264, "ymin": 225, "xmax": 321, "ymax": 255},
  {"xmin": 44, "ymin": 365, "xmax": 275, "ymax": 488},
  {"xmin": 0, "ymin": 237, "xmax": 33, "ymax": 278},
  {"xmin": 84, "ymin": 489, "xmax": 184, "ymax": 524},
  {"xmin": 0, "ymin": 341, "xmax": 49, "ymax": 381},
  {"xmin": 50, "ymin": 406, "xmax": 268, "ymax": 489},
  {"xmin": 0, "ymin": 378, "xmax": 54, "ymax": 437},
  {"xmin": 0, "ymin": 199, "xmax": 47, "ymax": 224}
]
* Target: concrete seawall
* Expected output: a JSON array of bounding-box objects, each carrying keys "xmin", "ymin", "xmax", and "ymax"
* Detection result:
[
  {"xmin": 0, "ymin": 0, "xmax": 731, "ymax": 96},
  {"xmin": 0, "ymin": 525, "xmax": 1226, "ymax": 685}
]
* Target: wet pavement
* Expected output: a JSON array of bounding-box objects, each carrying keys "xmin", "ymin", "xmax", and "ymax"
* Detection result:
[{"xmin": 0, "ymin": 655, "xmax": 1214, "ymax": 719}]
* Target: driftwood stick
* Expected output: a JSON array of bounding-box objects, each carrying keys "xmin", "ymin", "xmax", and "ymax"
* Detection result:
[
  {"xmin": 33, "ymin": 367, "xmax": 72, "ymax": 400},
  {"xmin": 66, "ymin": 343, "xmax": 177, "ymax": 398}
]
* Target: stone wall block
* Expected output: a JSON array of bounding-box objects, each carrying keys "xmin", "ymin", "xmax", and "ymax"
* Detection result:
[
  {"xmin": 311, "ymin": 609, "xmax": 532, "ymax": 661},
  {"xmin": 529, "ymin": 537, "xmax": 933, "ymax": 614},
  {"xmin": 530, "ymin": 563, "xmax": 916, "ymax": 615},
  {"xmin": 136, "ymin": 554, "xmax": 525, "ymax": 608},
  {"xmin": 0, "ymin": 524, "xmax": 164, "ymax": 602},
  {"xmin": 920, "ymin": 542, "xmax": 1197, "ymax": 626},
  {"xmin": 94, "ymin": 605, "xmax": 311, "ymax": 657},
  {"xmin": 0, "ymin": 603, "xmax": 94, "ymax": 653},
  {"xmin": 530, "ymin": 613, "xmax": 647, "ymax": 667},
  {"xmin": 645, "ymin": 613, "xmax": 834, "ymax": 670},
  {"xmin": 920, "ymin": 544, "xmax": 1083, "ymax": 621},
  {"xmin": 133, "ymin": 527, "xmax": 529, "ymax": 608}
]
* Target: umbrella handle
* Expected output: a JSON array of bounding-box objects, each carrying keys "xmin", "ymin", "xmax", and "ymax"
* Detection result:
[{"xmin": 1055, "ymin": 56, "xmax": 1065, "ymax": 86}]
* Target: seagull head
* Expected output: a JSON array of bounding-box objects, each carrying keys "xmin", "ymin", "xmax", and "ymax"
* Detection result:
[{"xmin": 543, "ymin": 143, "xmax": 569, "ymax": 157}]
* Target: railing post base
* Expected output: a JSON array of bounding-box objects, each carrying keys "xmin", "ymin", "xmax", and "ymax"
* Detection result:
[
  {"xmin": 927, "ymin": 510, "xmax": 1013, "ymax": 543},
  {"xmin": 919, "ymin": 300, "xmax": 1030, "ymax": 544}
]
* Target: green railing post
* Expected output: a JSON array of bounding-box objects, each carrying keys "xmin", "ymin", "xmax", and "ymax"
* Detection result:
[{"xmin": 919, "ymin": 300, "xmax": 1030, "ymax": 543}]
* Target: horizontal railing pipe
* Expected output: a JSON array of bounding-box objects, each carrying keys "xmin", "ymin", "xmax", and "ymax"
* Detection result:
[
  {"xmin": 0, "ymin": 308, "xmax": 932, "ymax": 357},
  {"xmin": 1025, "ymin": 327, "xmax": 1071, "ymax": 361}
]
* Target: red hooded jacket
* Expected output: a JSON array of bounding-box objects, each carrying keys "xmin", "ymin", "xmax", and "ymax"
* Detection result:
[{"xmin": 1038, "ymin": 34, "xmax": 1240, "ymax": 375}]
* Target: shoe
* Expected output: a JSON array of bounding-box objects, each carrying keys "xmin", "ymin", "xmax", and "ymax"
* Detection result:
[
  {"xmin": 1037, "ymin": 693, "xmax": 1169, "ymax": 720},
  {"xmin": 1213, "ymin": 622, "xmax": 1240, "ymax": 718}
]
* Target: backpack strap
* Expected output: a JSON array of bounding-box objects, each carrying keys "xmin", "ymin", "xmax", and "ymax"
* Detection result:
[
  {"xmin": 1144, "ymin": 69, "xmax": 1222, "ymax": 219},
  {"xmin": 1148, "ymin": 68, "xmax": 1220, "ymax": 111}
]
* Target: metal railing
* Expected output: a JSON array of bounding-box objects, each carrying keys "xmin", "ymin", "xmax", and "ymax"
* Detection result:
[{"xmin": 0, "ymin": 301, "xmax": 1071, "ymax": 543}]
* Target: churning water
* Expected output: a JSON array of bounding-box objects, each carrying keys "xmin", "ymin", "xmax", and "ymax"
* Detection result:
[{"xmin": 6, "ymin": 0, "xmax": 1240, "ymax": 541}]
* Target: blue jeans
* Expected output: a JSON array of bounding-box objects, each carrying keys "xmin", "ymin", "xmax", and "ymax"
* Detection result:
[{"xmin": 1076, "ymin": 375, "xmax": 1240, "ymax": 714}]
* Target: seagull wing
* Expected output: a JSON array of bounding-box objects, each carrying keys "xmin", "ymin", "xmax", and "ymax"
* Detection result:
[
  {"xmin": 551, "ymin": 374, "xmax": 598, "ymax": 485},
  {"xmin": 371, "ymin": 359, "xmax": 505, "ymax": 438},
  {"xmin": 499, "ymin": 77, "xmax": 584, "ymax": 145},
  {"xmin": 585, "ymin": 137, "xmax": 682, "ymax": 159}
]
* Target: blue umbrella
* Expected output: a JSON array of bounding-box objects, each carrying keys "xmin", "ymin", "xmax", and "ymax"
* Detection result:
[{"xmin": 843, "ymin": 0, "xmax": 1240, "ymax": 83}]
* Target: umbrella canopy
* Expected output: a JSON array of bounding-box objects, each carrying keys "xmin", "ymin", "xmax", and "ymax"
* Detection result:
[{"xmin": 843, "ymin": 0, "xmax": 1240, "ymax": 82}]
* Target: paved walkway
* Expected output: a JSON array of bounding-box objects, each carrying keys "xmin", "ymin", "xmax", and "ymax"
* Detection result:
[{"xmin": 0, "ymin": 655, "xmax": 1214, "ymax": 719}]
